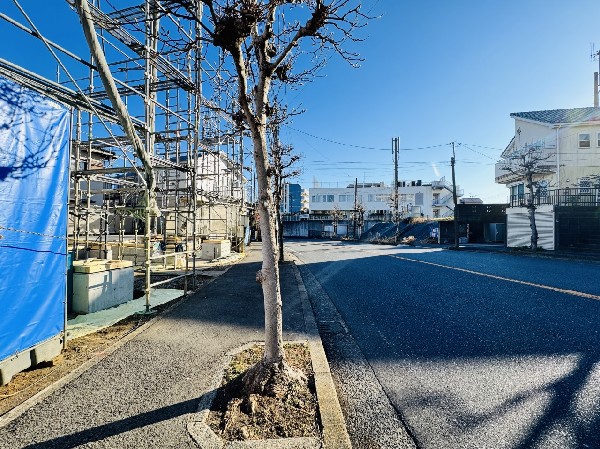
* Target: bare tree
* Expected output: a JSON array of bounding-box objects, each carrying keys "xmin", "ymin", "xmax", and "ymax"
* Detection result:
[
  {"xmin": 331, "ymin": 205, "xmax": 343, "ymax": 237},
  {"xmin": 181, "ymin": 0, "xmax": 367, "ymax": 392},
  {"xmin": 354, "ymin": 201, "xmax": 365, "ymax": 238},
  {"xmin": 501, "ymin": 144, "xmax": 553, "ymax": 250},
  {"xmin": 270, "ymin": 128, "xmax": 301, "ymax": 263}
]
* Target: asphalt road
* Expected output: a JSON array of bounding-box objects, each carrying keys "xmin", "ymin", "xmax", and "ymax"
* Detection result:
[{"xmin": 290, "ymin": 240, "xmax": 600, "ymax": 449}]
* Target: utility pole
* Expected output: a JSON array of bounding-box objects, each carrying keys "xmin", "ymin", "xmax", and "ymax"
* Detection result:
[
  {"xmin": 451, "ymin": 142, "xmax": 459, "ymax": 249},
  {"xmin": 392, "ymin": 137, "xmax": 400, "ymax": 241},
  {"xmin": 592, "ymin": 45, "xmax": 600, "ymax": 107},
  {"xmin": 353, "ymin": 177, "xmax": 358, "ymax": 238}
]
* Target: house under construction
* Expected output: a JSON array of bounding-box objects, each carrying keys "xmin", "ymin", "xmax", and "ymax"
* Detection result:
[{"xmin": 0, "ymin": 1, "xmax": 251, "ymax": 385}]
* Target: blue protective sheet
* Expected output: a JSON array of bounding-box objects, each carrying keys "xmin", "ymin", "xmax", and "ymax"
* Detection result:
[{"xmin": 0, "ymin": 75, "xmax": 70, "ymax": 362}]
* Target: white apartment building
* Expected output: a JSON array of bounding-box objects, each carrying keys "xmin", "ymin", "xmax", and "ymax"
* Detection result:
[{"xmin": 308, "ymin": 178, "xmax": 462, "ymax": 219}]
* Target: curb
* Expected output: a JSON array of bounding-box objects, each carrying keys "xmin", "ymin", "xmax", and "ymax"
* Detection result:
[
  {"xmin": 292, "ymin": 260, "xmax": 353, "ymax": 449},
  {"xmin": 0, "ymin": 263, "xmax": 237, "ymax": 429}
]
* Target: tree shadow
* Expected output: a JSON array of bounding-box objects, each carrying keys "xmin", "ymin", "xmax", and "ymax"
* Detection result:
[
  {"xmin": 21, "ymin": 391, "xmax": 214, "ymax": 449},
  {"xmin": 0, "ymin": 76, "xmax": 63, "ymax": 182}
]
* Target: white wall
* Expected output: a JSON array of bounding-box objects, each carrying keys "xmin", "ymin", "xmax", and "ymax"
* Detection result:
[{"xmin": 506, "ymin": 205, "xmax": 554, "ymax": 250}]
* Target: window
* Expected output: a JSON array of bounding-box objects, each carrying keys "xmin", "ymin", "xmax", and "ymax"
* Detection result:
[
  {"xmin": 511, "ymin": 183, "xmax": 525, "ymax": 203},
  {"xmin": 311, "ymin": 194, "xmax": 334, "ymax": 203},
  {"xmin": 367, "ymin": 193, "xmax": 388, "ymax": 202},
  {"xmin": 338, "ymin": 194, "xmax": 352, "ymax": 202},
  {"xmin": 579, "ymin": 133, "xmax": 591, "ymax": 148},
  {"xmin": 415, "ymin": 192, "xmax": 424, "ymax": 206},
  {"xmin": 597, "ymin": 132, "xmax": 600, "ymax": 147}
]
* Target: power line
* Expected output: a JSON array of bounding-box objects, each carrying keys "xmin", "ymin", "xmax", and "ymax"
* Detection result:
[
  {"xmin": 458, "ymin": 143, "xmax": 500, "ymax": 161},
  {"xmin": 286, "ymin": 126, "xmax": 450, "ymax": 151}
]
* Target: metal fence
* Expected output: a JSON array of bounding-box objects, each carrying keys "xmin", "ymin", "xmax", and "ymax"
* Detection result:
[{"xmin": 509, "ymin": 187, "xmax": 600, "ymax": 207}]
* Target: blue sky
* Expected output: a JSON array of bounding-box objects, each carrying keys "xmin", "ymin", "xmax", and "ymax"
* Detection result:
[
  {"xmin": 280, "ymin": 0, "xmax": 600, "ymax": 201},
  {"xmin": 1, "ymin": 1, "xmax": 600, "ymax": 202}
]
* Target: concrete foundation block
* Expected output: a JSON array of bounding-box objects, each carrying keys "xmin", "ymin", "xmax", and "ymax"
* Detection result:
[
  {"xmin": 200, "ymin": 240, "xmax": 231, "ymax": 260},
  {"xmin": 30, "ymin": 336, "xmax": 62, "ymax": 366},
  {"xmin": 72, "ymin": 261, "xmax": 134, "ymax": 314},
  {"xmin": 0, "ymin": 336, "xmax": 62, "ymax": 385},
  {"xmin": 0, "ymin": 351, "xmax": 31, "ymax": 386}
]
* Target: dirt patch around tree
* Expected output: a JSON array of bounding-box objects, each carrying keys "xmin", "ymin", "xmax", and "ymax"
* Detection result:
[
  {"xmin": 0, "ymin": 273, "xmax": 206, "ymax": 419},
  {"xmin": 207, "ymin": 343, "xmax": 321, "ymax": 441}
]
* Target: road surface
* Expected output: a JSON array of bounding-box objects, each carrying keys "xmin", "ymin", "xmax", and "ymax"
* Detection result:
[{"xmin": 290, "ymin": 240, "xmax": 600, "ymax": 449}]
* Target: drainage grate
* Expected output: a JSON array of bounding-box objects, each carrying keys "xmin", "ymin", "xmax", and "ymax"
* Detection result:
[{"xmin": 318, "ymin": 321, "xmax": 346, "ymax": 335}]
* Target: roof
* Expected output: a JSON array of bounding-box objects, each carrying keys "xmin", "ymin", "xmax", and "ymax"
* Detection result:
[
  {"xmin": 510, "ymin": 107, "xmax": 600, "ymax": 125},
  {"xmin": 460, "ymin": 197, "xmax": 483, "ymax": 204}
]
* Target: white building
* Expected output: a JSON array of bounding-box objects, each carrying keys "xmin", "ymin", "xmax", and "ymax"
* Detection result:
[
  {"xmin": 308, "ymin": 178, "xmax": 462, "ymax": 219},
  {"xmin": 495, "ymin": 107, "xmax": 600, "ymax": 249},
  {"xmin": 496, "ymin": 107, "xmax": 600, "ymax": 199}
]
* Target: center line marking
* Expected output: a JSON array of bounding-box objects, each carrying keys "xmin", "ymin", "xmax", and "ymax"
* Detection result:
[{"xmin": 388, "ymin": 254, "xmax": 600, "ymax": 301}]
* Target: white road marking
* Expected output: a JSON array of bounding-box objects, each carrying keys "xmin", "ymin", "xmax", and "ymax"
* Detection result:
[{"xmin": 388, "ymin": 254, "xmax": 600, "ymax": 301}]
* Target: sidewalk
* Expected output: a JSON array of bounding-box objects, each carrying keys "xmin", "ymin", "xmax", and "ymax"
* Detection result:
[{"xmin": 0, "ymin": 245, "xmax": 329, "ymax": 449}]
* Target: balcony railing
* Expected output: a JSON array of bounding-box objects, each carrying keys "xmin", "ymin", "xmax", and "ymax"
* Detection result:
[
  {"xmin": 432, "ymin": 193, "xmax": 453, "ymax": 206},
  {"xmin": 509, "ymin": 187, "xmax": 600, "ymax": 207}
]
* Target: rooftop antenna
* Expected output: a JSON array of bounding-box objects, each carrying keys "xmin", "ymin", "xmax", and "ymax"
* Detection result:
[{"xmin": 591, "ymin": 43, "xmax": 599, "ymax": 107}]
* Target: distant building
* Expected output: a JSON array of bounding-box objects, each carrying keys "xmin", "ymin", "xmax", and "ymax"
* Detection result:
[
  {"xmin": 460, "ymin": 197, "xmax": 484, "ymax": 204},
  {"xmin": 308, "ymin": 177, "xmax": 463, "ymax": 219},
  {"xmin": 301, "ymin": 188, "xmax": 309, "ymax": 212},
  {"xmin": 280, "ymin": 182, "xmax": 303, "ymax": 214}
]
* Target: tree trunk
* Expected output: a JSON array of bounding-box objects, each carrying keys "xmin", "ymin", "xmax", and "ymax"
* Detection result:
[
  {"xmin": 277, "ymin": 209, "xmax": 284, "ymax": 263},
  {"xmin": 526, "ymin": 171, "xmax": 538, "ymax": 250},
  {"xmin": 253, "ymin": 131, "xmax": 284, "ymax": 366}
]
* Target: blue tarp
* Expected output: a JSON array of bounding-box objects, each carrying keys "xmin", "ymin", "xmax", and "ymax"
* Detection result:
[{"xmin": 0, "ymin": 75, "xmax": 70, "ymax": 362}]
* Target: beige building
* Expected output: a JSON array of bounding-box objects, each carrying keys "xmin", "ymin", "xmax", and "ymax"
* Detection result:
[
  {"xmin": 495, "ymin": 107, "xmax": 600, "ymax": 249},
  {"xmin": 496, "ymin": 107, "xmax": 600, "ymax": 199}
]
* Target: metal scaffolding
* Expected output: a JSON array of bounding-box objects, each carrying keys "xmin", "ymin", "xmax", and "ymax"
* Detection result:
[{"xmin": 0, "ymin": 1, "xmax": 249, "ymax": 313}]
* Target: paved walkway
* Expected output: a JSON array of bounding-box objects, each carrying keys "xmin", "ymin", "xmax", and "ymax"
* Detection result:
[{"xmin": 0, "ymin": 245, "xmax": 307, "ymax": 449}]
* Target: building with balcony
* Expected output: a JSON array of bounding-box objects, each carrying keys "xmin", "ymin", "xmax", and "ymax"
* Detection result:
[
  {"xmin": 496, "ymin": 107, "xmax": 600, "ymax": 250},
  {"xmin": 496, "ymin": 107, "xmax": 600, "ymax": 200}
]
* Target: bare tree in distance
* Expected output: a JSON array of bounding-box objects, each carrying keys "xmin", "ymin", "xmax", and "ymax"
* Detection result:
[
  {"xmin": 270, "ymin": 127, "xmax": 301, "ymax": 263},
  {"xmin": 501, "ymin": 143, "xmax": 554, "ymax": 250},
  {"xmin": 181, "ymin": 0, "xmax": 369, "ymax": 393},
  {"xmin": 331, "ymin": 205, "xmax": 343, "ymax": 237}
]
